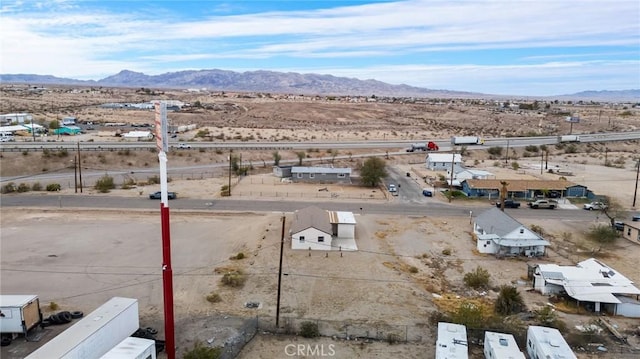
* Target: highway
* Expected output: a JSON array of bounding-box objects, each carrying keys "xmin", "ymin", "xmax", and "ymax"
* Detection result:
[{"xmin": 1, "ymin": 131, "xmax": 639, "ymax": 152}]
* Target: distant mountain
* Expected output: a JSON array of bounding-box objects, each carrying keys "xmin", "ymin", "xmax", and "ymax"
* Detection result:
[{"xmin": 1, "ymin": 70, "xmax": 637, "ymax": 101}]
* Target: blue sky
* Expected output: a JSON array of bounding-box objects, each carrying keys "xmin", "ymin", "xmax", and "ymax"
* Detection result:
[{"xmin": 1, "ymin": 0, "xmax": 638, "ymax": 96}]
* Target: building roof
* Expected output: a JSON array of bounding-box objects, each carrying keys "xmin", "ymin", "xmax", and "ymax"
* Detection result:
[
  {"xmin": 291, "ymin": 166, "xmax": 351, "ymax": 174},
  {"xmin": 328, "ymin": 211, "xmax": 356, "ymax": 224},
  {"xmin": 465, "ymin": 179, "xmax": 575, "ymax": 191},
  {"xmin": 484, "ymin": 332, "xmax": 525, "ymax": 359},
  {"xmin": 290, "ymin": 206, "xmax": 333, "ymax": 235},
  {"xmin": 475, "ymin": 208, "xmax": 530, "ymax": 237},
  {"xmin": 536, "ymin": 258, "xmax": 640, "ymax": 303},
  {"xmin": 0, "ymin": 125, "xmax": 31, "ymax": 132},
  {"xmin": 123, "ymin": 131, "xmax": 153, "ymax": 138},
  {"xmin": 436, "ymin": 322, "xmax": 468, "ymax": 359},
  {"xmin": 528, "ymin": 326, "xmax": 576, "ymax": 359},
  {"xmin": 427, "ymin": 153, "xmax": 462, "ymax": 163},
  {"xmin": 0, "ymin": 294, "xmax": 38, "ymax": 307}
]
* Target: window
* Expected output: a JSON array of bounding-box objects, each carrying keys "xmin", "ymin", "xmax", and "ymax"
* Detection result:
[
  {"xmin": 337, "ymin": 173, "xmax": 346, "ymax": 178},
  {"xmin": 297, "ymin": 173, "xmax": 303, "ymax": 178},
  {"xmin": 318, "ymin": 236, "xmax": 325, "ymax": 242},
  {"xmin": 309, "ymin": 173, "xmax": 315, "ymax": 178},
  {"xmin": 486, "ymin": 241, "xmax": 491, "ymax": 244},
  {"xmin": 299, "ymin": 236, "xmax": 305, "ymax": 242}
]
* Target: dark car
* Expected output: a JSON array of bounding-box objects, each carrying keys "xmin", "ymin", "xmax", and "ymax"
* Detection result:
[
  {"xmin": 422, "ymin": 189, "xmax": 433, "ymax": 197},
  {"xmin": 633, "ymin": 214, "xmax": 640, "ymax": 222},
  {"xmin": 496, "ymin": 199, "xmax": 521, "ymax": 208},
  {"xmin": 149, "ymin": 191, "xmax": 177, "ymax": 200},
  {"xmin": 613, "ymin": 221, "xmax": 624, "ymax": 231}
]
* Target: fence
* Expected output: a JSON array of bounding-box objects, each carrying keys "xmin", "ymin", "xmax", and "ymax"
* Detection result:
[{"xmin": 256, "ymin": 315, "xmax": 426, "ymax": 343}]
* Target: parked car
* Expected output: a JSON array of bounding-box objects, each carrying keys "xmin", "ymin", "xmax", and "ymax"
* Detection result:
[
  {"xmin": 613, "ymin": 221, "xmax": 624, "ymax": 231},
  {"xmin": 388, "ymin": 184, "xmax": 398, "ymax": 196},
  {"xmin": 583, "ymin": 201, "xmax": 607, "ymax": 211},
  {"xmin": 149, "ymin": 191, "xmax": 177, "ymax": 200},
  {"xmin": 422, "ymin": 189, "xmax": 433, "ymax": 197},
  {"xmin": 496, "ymin": 199, "xmax": 521, "ymax": 208},
  {"xmin": 177, "ymin": 143, "xmax": 191, "ymax": 149},
  {"xmin": 528, "ymin": 199, "xmax": 558, "ymax": 209},
  {"xmin": 633, "ymin": 214, "xmax": 640, "ymax": 222}
]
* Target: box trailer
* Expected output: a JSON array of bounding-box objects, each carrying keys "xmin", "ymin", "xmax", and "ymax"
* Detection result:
[
  {"xmin": 436, "ymin": 322, "xmax": 468, "ymax": 359},
  {"xmin": 526, "ymin": 326, "xmax": 576, "ymax": 359},
  {"xmin": 0, "ymin": 295, "xmax": 43, "ymax": 342},
  {"xmin": 559, "ymin": 135, "xmax": 580, "ymax": 143},
  {"xmin": 26, "ymin": 297, "xmax": 139, "ymax": 359},
  {"xmin": 451, "ymin": 136, "xmax": 484, "ymax": 145},
  {"xmin": 100, "ymin": 337, "xmax": 156, "ymax": 359}
]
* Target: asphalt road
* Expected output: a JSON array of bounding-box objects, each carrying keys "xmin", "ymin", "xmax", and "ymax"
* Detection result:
[{"xmin": 0, "ymin": 194, "xmax": 609, "ymax": 222}]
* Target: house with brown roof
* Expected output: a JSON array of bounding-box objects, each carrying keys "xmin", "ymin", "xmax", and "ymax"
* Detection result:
[{"xmin": 461, "ymin": 179, "xmax": 590, "ymax": 199}]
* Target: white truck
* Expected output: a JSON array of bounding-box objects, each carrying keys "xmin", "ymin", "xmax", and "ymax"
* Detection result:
[
  {"xmin": 0, "ymin": 295, "xmax": 43, "ymax": 345},
  {"xmin": 559, "ymin": 135, "xmax": 580, "ymax": 143},
  {"xmin": 451, "ymin": 136, "xmax": 484, "ymax": 145}
]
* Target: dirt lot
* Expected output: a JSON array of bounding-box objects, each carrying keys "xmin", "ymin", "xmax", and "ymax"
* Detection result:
[{"xmin": 2, "ymin": 86, "xmax": 640, "ymax": 358}]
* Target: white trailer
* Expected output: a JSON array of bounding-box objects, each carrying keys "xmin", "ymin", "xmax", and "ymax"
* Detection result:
[
  {"xmin": 526, "ymin": 326, "xmax": 576, "ymax": 359},
  {"xmin": 451, "ymin": 136, "xmax": 484, "ymax": 145},
  {"xmin": 436, "ymin": 322, "xmax": 468, "ymax": 359},
  {"xmin": 559, "ymin": 135, "xmax": 580, "ymax": 143},
  {"xmin": 26, "ymin": 297, "xmax": 139, "ymax": 359},
  {"xmin": 100, "ymin": 337, "xmax": 156, "ymax": 359},
  {"xmin": 0, "ymin": 295, "xmax": 43, "ymax": 341},
  {"xmin": 483, "ymin": 331, "xmax": 525, "ymax": 359}
]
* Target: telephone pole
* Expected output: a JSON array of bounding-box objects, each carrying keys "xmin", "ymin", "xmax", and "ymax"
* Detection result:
[
  {"xmin": 633, "ymin": 159, "xmax": 639, "ymax": 208},
  {"xmin": 448, "ymin": 149, "xmax": 456, "ymax": 203},
  {"xmin": 276, "ymin": 214, "xmax": 286, "ymax": 327}
]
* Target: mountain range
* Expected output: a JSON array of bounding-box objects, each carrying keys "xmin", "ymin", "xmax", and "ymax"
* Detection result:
[{"xmin": 1, "ymin": 69, "xmax": 638, "ymax": 102}]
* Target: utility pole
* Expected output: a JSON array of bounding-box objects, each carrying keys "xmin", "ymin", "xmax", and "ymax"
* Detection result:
[
  {"xmin": 448, "ymin": 149, "xmax": 456, "ymax": 203},
  {"xmin": 77, "ymin": 142, "xmax": 83, "ymax": 193},
  {"xmin": 73, "ymin": 156, "xmax": 78, "ymax": 193},
  {"xmin": 633, "ymin": 159, "xmax": 639, "ymax": 208},
  {"xmin": 228, "ymin": 150, "xmax": 233, "ymax": 196},
  {"xmin": 504, "ymin": 140, "xmax": 510, "ymax": 165},
  {"xmin": 276, "ymin": 214, "xmax": 285, "ymax": 327},
  {"xmin": 540, "ymin": 151, "xmax": 543, "ymax": 175}
]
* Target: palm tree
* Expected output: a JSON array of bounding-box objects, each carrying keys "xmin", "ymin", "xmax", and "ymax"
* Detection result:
[{"xmin": 495, "ymin": 285, "xmax": 525, "ymax": 315}]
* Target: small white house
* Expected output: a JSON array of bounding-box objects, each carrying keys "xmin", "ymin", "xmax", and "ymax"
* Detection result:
[
  {"xmin": 328, "ymin": 211, "xmax": 356, "ymax": 239},
  {"xmin": 533, "ymin": 258, "xmax": 640, "ymax": 317},
  {"xmin": 526, "ymin": 326, "xmax": 576, "ymax": 359},
  {"xmin": 473, "ymin": 208, "xmax": 549, "ymax": 257},
  {"xmin": 426, "ymin": 153, "xmax": 462, "ymax": 171},
  {"xmin": 484, "ymin": 331, "xmax": 525, "ymax": 359},
  {"xmin": 436, "ymin": 322, "xmax": 468, "ymax": 359},
  {"xmin": 290, "ymin": 206, "xmax": 333, "ymax": 250}
]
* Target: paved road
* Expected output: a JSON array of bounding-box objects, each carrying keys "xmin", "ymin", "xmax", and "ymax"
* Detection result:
[{"xmin": 0, "ymin": 194, "xmax": 607, "ymax": 222}]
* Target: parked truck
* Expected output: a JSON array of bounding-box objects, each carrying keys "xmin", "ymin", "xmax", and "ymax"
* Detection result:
[
  {"xmin": 406, "ymin": 141, "xmax": 439, "ymax": 152},
  {"xmin": 0, "ymin": 295, "xmax": 43, "ymax": 346},
  {"xmin": 527, "ymin": 199, "xmax": 558, "ymax": 209},
  {"xmin": 559, "ymin": 135, "xmax": 580, "ymax": 143},
  {"xmin": 496, "ymin": 199, "xmax": 521, "ymax": 209},
  {"xmin": 451, "ymin": 136, "xmax": 484, "ymax": 145}
]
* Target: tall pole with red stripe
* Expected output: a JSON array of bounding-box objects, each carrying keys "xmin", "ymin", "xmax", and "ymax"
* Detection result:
[{"xmin": 155, "ymin": 102, "xmax": 175, "ymax": 359}]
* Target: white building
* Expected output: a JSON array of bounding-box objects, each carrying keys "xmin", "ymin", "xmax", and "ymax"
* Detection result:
[
  {"xmin": 436, "ymin": 322, "xmax": 468, "ymax": 359},
  {"xmin": 533, "ymin": 258, "xmax": 640, "ymax": 317},
  {"xmin": 526, "ymin": 326, "xmax": 576, "ymax": 359},
  {"xmin": 290, "ymin": 206, "xmax": 333, "ymax": 250},
  {"xmin": 484, "ymin": 331, "xmax": 525, "ymax": 359},
  {"xmin": 328, "ymin": 211, "xmax": 356, "ymax": 239},
  {"xmin": 426, "ymin": 153, "xmax": 462, "ymax": 171},
  {"xmin": 0, "ymin": 113, "xmax": 33, "ymax": 125},
  {"xmin": 473, "ymin": 208, "xmax": 550, "ymax": 257}
]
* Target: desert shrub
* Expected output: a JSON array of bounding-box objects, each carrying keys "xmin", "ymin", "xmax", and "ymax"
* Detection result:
[
  {"xmin": 533, "ymin": 306, "xmax": 557, "ymax": 326},
  {"xmin": 49, "ymin": 302, "xmax": 59, "ymax": 310},
  {"xmin": 22, "ymin": 151, "xmax": 28, "ymax": 156},
  {"xmin": 442, "ymin": 248, "xmax": 452, "ymax": 256},
  {"xmin": 31, "ymin": 182, "xmax": 42, "ymax": 191},
  {"xmin": 95, "ymin": 175, "xmax": 115, "ymax": 193},
  {"xmin": 57, "ymin": 149, "xmax": 69, "ymax": 157},
  {"xmin": 42, "ymin": 149, "xmax": 51, "ymax": 158},
  {"xmin": 487, "ymin": 147, "xmax": 503, "ymax": 156},
  {"xmin": 511, "ymin": 162, "xmax": 520, "ymax": 170},
  {"xmin": 299, "ymin": 321, "xmax": 320, "ymax": 338},
  {"xmin": 2, "ymin": 182, "xmax": 17, "ymax": 193},
  {"xmin": 205, "ymin": 292, "xmax": 222, "ymax": 303},
  {"xmin": 564, "ymin": 144, "xmax": 577, "ymax": 154},
  {"xmin": 387, "ymin": 333, "xmax": 401, "ymax": 344},
  {"xmin": 46, "ymin": 183, "xmax": 61, "ymax": 191},
  {"xmin": 17, "ymin": 183, "xmax": 30, "ymax": 193},
  {"xmin": 183, "ymin": 342, "xmax": 222, "ymax": 359},
  {"xmin": 529, "ymin": 224, "xmax": 544, "ymax": 236},
  {"xmin": 147, "ymin": 175, "xmax": 160, "ymax": 184},
  {"xmin": 221, "ymin": 270, "xmax": 246, "ymax": 287},
  {"xmin": 408, "ymin": 266, "xmax": 419, "ymax": 273},
  {"xmin": 452, "ymin": 301, "xmax": 485, "ymax": 328},
  {"xmin": 117, "ymin": 149, "xmax": 131, "ymax": 156},
  {"xmin": 220, "ymin": 185, "xmax": 230, "ymax": 197},
  {"xmin": 525, "ymin": 145, "xmax": 539, "ymax": 153},
  {"xmin": 121, "ymin": 178, "xmax": 136, "ymax": 189},
  {"xmin": 463, "ymin": 266, "xmax": 490, "ymax": 289},
  {"xmin": 495, "ymin": 286, "xmax": 526, "ymax": 315},
  {"xmin": 230, "ymin": 252, "xmax": 245, "ymax": 260},
  {"xmin": 586, "ymin": 225, "xmax": 618, "ymax": 244}
]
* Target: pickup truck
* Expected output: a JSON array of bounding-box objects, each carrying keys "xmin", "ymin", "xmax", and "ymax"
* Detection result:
[
  {"xmin": 496, "ymin": 199, "xmax": 521, "ymax": 208},
  {"xmin": 528, "ymin": 199, "xmax": 558, "ymax": 209},
  {"xmin": 583, "ymin": 202, "xmax": 607, "ymax": 211}
]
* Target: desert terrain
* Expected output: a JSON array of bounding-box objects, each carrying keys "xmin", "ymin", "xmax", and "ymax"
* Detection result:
[{"xmin": 1, "ymin": 86, "xmax": 640, "ymax": 358}]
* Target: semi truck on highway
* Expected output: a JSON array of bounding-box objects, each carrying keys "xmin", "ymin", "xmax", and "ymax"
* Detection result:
[
  {"xmin": 559, "ymin": 135, "xmax": 580, "ymax": 143},
  {"xmin": 451, "ymin": 136, "xmax": 484, "ymax": 145},
  {"xmin": 406, "ymin": 141, "xmax": 439, "ymax": 152}
]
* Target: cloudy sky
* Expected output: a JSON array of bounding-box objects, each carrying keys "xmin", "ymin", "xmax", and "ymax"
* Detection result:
[{"xmin": 1, "ymin": 0, "xmax": 638, "ymax": 96}]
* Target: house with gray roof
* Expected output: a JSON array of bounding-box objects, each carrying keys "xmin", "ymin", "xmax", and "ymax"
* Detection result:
[
  {"xmin": 290, "ymin": 206, "xmax": 334, "ymax": 250},
  {"xmin": 473, "ymin": 207, "xmax": 549, "ymax": 257},
  {"xmin": 291, "ymin": 167, "xmax": 351, "ymax": 184}
]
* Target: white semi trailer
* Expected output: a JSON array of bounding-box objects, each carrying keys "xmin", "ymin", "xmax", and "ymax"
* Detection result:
[
  {"xmin": 559, "ymin": 135, "xmax": 580, "ymax": 143},
  {"xmin": 25, "ymin": 297, "xmax": 139, "ymax": 359},
  {"xmin": 451, "ymin": 136, "xmax": 484, "ymax": 145}
]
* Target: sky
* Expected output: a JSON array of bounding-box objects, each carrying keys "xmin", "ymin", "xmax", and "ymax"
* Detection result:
[{"xmin": 1, "ymin": 0, "xmax": 639, "ymax": 96}]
